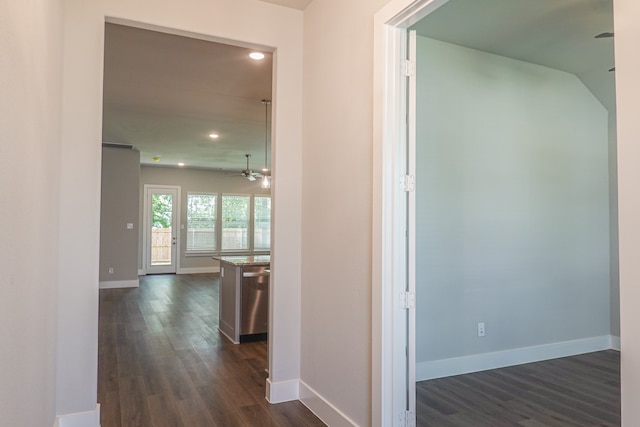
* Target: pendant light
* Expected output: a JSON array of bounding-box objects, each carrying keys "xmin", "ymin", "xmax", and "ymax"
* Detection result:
[{"xmin": 261, "ymin": 99, "xmax": 271, "ymax": 189}]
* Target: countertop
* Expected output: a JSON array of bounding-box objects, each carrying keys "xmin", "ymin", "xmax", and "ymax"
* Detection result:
[{"xmin": 213, "ymin": 255, "xmax": 270, "ymax": 267}]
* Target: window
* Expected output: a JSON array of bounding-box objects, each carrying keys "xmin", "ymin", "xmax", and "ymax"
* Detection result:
[
  {"xmin": 254, "ymin": 196, "xmax": 271, "ymax": 251},
  {"xmin": 186, "ymin": 193, "xmax": 217, "ymax": 252},
  {"xmin": 221, "ymin": 195, "xmax": 250, "ymax": 251}
]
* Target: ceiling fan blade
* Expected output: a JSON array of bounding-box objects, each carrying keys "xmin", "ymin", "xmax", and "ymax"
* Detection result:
[
  {"xmin": 247, "ymin": 174, "xmax": 256, "ymax": 182},
  {"xmin": 595, "ymin": 32, "xmax": 614, "ymax": 39}
]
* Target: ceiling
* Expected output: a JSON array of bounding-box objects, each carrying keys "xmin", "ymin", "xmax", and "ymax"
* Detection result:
[
  {"xmin": 258, "ymin": 0, "xmax": 312, "ymax": 10},
  {"xmin": 410, "ymin": 0, "xmax": 616, "ymax": 113},
  {"xmin": 102, "ymin": 1, "xmax": 615, "ymax": 172},
  {"xmin": 102, "ymin": 23, "xmax": 273, "ymax": 171}
]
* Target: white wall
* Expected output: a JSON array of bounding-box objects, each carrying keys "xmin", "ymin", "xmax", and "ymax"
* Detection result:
[
  {"xmin": 613, "ymin": 0, "xmax": 640, "ymax": 424},
  {"xmin": 608, "ymin": 114, "xmax": 620, "ymax": 337},
  {"xmin": 59, "ymin": 0, "xmax": 302, "ymax": 420},
  {"xmin": 415, "ymin": 37, "xmax": 611, "ymax": 370},
  {"xmin": 301, "ymin": 0, "xmax": 389, "ymax": 425},
  {"xmin": 0, "ymin": 0, "xmax": 62, "ymax": 426}
]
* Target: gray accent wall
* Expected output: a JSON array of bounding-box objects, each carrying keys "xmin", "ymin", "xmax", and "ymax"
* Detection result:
[
  {"xmin": 139, "ymin": 166, "xmax": 270, "ymax": 272},
  {"xmin": 415, "ymin": 37, "xmax": 611, "ymax": 363},
  {"xmin": 100, "ymin": 147, "xmax": 141, "ymax": 282}
]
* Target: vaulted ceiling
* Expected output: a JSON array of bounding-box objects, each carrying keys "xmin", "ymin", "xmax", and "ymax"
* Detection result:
[{"xmin": 410, "ymin": 0, "xmax": 616, "ymax": 113}]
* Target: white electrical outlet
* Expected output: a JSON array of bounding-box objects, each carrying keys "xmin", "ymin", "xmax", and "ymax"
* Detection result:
[
  {"xmin": 108, "ymin": 267, "xmax": 114, "ymax": 274},
  {"xmin": 477, "ymin": 322, "xmax": 485, "ymax": 337}
]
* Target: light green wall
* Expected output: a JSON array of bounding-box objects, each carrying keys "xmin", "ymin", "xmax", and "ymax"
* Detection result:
[{"xmin": 415, "ymin": 37, "xmax": 611, "ymax": 363}]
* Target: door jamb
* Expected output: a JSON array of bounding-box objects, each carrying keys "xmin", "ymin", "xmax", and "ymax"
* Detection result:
[{"xmin": 372, "ymin": 1, "xmax": 449, "ymax": 425}]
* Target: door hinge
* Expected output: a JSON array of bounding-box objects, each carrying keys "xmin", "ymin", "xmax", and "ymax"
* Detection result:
[
  {"xmin": 401, "ymin": 291, "xmax": 415, "ymax": 310},
  {"xmin": 402, "ymin": 59, "xmax": 416, "ymax": 77},
  {"xmin": 399, "ymin": 410, "xmax": 416, "ymax": 427},
  {"xmin": 401, "ymin": 174, "xmax": 415, "ymax": 192}
]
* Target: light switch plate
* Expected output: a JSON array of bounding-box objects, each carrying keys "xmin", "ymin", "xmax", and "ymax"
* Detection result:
[{"xmin": 126, "ymin": 223, "xmax": 134, "ymax": 229}]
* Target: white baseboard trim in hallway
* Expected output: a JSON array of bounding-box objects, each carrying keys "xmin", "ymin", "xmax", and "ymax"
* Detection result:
[
  {"xmin": 417, "ymin": 335, "xmax": 616, "ymax": 381},
  {"xmin": 299, "ymin": 380, "xmax": 358, "ymax": 427},
  {"xmin": 99, "ymin": 279, "xmax": 139, "ymax": 289},
  {"xmin": 266, "ymin": 378, "xmax": 298, "ymax": 403},
  {"xmin": 55, "ymin": 404, "xmax": 100, "ymax": 427}
]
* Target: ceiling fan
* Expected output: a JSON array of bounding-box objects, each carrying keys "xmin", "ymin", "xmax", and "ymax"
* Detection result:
[
  {"xmin": 241, "ymin": 154, "xmax": 263, "ymax": 181},
  {"xmin": 595, "ymin": 32, "xmax": 616, "ymax": 72}
]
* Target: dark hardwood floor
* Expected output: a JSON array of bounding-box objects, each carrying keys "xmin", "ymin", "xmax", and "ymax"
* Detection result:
[
  {"xmin": 98, "ymin": 273, "xmax": 325, "ymax": 427},
  {"xmin": 417, "ymin": 350, "xmax": 621, "ymax": 427},
  {"xmin": 100, "ymin": 273, "xmax": 620, "ymax": 426}
]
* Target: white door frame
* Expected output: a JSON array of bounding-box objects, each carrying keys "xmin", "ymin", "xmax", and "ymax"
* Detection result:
[
  {"xmin": 373, "ymin": 1, "xmax": 449, "ymax": 425},
  {"xmin": 143, "ymin": 184, "xmax": 181, "ymax": 274}
]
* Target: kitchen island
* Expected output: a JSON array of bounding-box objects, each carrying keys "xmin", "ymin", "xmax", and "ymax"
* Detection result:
[{"xmin": 214, "ymin": 255, "xmax": 270, "ymax": 343}]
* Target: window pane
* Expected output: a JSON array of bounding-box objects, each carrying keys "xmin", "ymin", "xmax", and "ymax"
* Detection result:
[
  {"xmin": 187, "ymin": 194, "xmax": 217, "ymax": 252},
  {"xmin": 254, "ymin": 196, "xmax": 271, "ymax": 250},
  {"xmin": 151, "ymin": 193, "xmax": 173, "ymax": 265},
  {"xmin": 222, "ymin": 195, "xmax": 250, "ymax": 251}
]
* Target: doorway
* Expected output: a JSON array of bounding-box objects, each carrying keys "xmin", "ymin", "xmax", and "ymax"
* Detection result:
[
  {"xmin": 375, "ymin": 0, "xmax": 619, "ymax": 424},
  {"xmin": 98, "ymin": 15, "xmax": 301, "ymax": 403},
  {"xmin": 59, "ymin": 2, "xmax": 304, "ymax": 421},
  {"xmin": 144, "ymin": 185, "xmax": 179, "ymax": 274}
]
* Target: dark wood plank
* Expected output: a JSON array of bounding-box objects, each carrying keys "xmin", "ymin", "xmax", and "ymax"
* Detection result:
[
  {"xmin": 98, "ymin": 273, "xmax": 325, "ymax": 427},
  {"xmin": 417, "ymin": 350, "xmax": 621, "ymax": 427}
]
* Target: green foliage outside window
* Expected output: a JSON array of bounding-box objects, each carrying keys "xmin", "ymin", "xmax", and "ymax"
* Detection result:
[{"xmin": 152, "ymin": 194, "xmax": 173, "ymax": 228}]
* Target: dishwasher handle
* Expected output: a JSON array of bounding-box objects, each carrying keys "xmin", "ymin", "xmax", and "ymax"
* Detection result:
[{"xmin": 243, "ymin": 270, "xmax": 270, "ymax": 278}]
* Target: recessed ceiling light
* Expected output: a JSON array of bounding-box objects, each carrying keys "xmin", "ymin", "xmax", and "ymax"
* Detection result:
[
  {"xmin": 249, "ymin": 52, "xmax": 265, "ymax": 60},
  {"xmin": 178, "ymin": 162, "xmax": 185, "ymax": 167},
  {"xmin": 209, "ymin": 133, "xmax": 219, "ymax": 139}
]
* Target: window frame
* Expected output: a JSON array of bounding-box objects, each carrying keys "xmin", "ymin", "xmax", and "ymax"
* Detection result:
[
  {"xmin": 184, "ymin": 192, "xmax": 271, "ymax": 256},
  {"xmin": 253, "ymin": 195, "xmax": 272, "ymax": 254},
  {"xmin": 185, "ymin": 192, "xmax": 219, "ymax": 255},
  {"xmin": 220, "ymin": 193, "xmax": 252, "ymax": 254}
]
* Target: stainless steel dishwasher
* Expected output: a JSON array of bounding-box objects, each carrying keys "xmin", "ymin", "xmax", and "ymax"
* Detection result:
[{"xmin": 240, "ymin": 267, "xmax": 269, "ymax": 342}]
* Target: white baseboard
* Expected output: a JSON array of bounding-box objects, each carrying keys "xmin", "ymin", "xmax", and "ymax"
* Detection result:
[
  {"xmin": 55, "ymin": 404, "xmax": 100, "ymax": 427},
  {"xmin": 417, "ymin": 335, "xmax": 615, "ymax": 381},
  {"xmin": 610, "ymin": 335, "xmax": 621, "ymax": 351},
  {"xmin": 176, "ymin": 267, "xmax": 220, "ymax": 274},
  {"xmin": 299, "ymin": 380, "xmax": 358, "ymax": 427},
  {"xmin": 266, "ymin": 378, "xmax": 299, "ymax": 404},
  {"xmin": 99, "ymin": 279, "xmax": 139, "ymax": 289}
]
